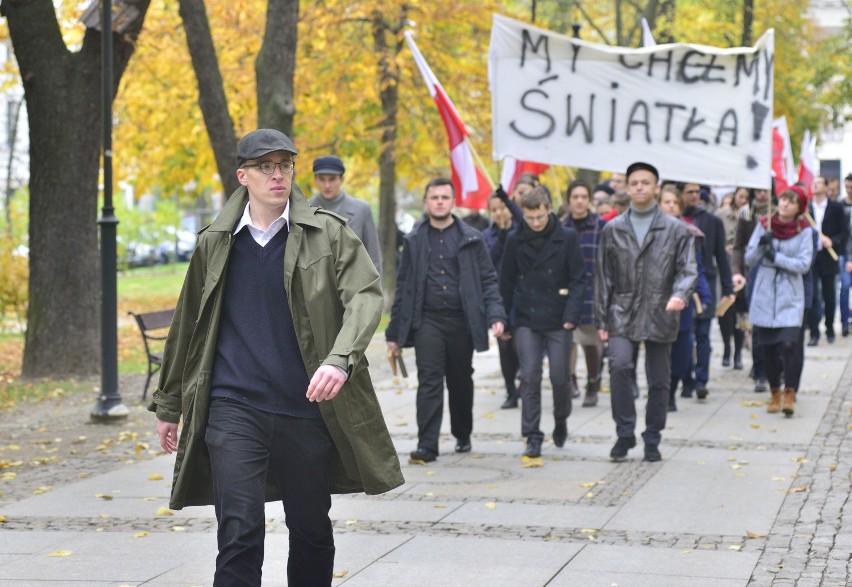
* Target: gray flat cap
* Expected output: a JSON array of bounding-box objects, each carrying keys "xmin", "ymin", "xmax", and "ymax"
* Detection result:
[{"xmin": 236, "ymin": 129, "xmax": 298, "ymax": 166}]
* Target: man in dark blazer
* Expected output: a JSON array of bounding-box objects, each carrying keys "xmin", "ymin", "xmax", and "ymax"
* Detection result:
[
  {"xmin": 500, "ymin": 186, "xmax": 586, "ymax": 458},
  {"xmin": 807, "ymin": 176, "xmax": 849, "ymax": 345},
  {"xmin": 386, "ymin": 178, "xmax": 506, "ymax": 462}
]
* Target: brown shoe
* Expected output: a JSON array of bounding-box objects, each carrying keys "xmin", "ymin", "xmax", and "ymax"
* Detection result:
[
  {"xmin": 782, "ymin": 388, "xmax": 795, "ymax": 416},
  {"xmin": 767, "ymin": 388, "xmax": 782, "ymax": 413}
]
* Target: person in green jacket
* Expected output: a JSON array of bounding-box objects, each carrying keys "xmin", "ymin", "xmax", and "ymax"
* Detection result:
[{"xmin": 149, "ymin": 129, "xmax": 403, "ymax": 587}]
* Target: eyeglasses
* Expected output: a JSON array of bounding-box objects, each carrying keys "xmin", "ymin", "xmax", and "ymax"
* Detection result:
[{"xmin": 243, "ymin": 161, "xmax": 295, "ymax": 175}]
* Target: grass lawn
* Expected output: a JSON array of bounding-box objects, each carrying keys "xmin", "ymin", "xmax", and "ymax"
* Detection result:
[{"xmin": 1, "ymin": 262, "xmax": 390, "ymax": 408}]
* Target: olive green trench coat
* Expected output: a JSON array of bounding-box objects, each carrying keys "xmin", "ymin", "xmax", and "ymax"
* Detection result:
[{"xmin": 148, "ymin": 184, "xmax": 404, "ymax": 509}]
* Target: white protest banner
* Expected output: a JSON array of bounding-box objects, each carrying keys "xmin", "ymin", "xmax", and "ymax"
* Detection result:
[{"xmin": 489, "ymin": 14, "xmax": 775, "ymax": 188}]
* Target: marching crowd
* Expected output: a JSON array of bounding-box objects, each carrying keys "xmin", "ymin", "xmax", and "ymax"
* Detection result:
[
  {"xmin": 386, "ymin": 164, "xmax": 852, "ymax": 464},
  {"xmin": 151, "ymin": 129, "xmax": 852, "ymax": 584}
]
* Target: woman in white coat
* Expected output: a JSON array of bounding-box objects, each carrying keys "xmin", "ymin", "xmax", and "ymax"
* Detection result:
[{"xmin": 745, "ymin": 187, "xmax": 814, "ymax": 416}]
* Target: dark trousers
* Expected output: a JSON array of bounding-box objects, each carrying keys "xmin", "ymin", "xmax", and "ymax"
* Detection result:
[
  {"xmin": 764, "ymin": 339, "xmax": 801, "ymax": 390},
  {"xmin": 205, "ymin": 398, "xmax": 335, "ymax": 587},
  {"xmin": 413, "ymin": 312, "xmax": 474, "ymax": 454},
  {"xmin": 808, "ymin": 267, "xmax": 837, "ymax": 336},
  {"xmin": 515, "ymin": 327, "xmax": 573, "ymax": 441},
  {"xmin": 693, "ymin": 317, "xmax": 712, "ymax": 387},
  {"xmin": 718, "ymin": 304, "xmax": 744, "ymax": 357},
  {"xmin": 608, "ymin": 337, "xmax": 671, "ymax": 446},
  {"xmin": 497, "ymin": 335, "xmax": 519, "ymax": 397}
]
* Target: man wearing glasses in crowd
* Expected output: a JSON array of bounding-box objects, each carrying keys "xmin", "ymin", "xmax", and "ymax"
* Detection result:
[{"xmin": 150, "ymin": 129, "xmax": 403, "ymax": 587}]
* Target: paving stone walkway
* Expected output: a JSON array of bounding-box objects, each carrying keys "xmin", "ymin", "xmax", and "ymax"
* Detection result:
[{"xmin": 0, "ymin": 329, "xmax": 850, "ymax": 586}]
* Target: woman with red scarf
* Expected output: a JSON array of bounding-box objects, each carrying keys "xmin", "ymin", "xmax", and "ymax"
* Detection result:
[{"xmin": 744, "ymin": 187, "xmax": 814, "ymax": 416}]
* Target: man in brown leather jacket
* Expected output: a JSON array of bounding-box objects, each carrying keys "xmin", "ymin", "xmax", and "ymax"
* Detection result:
[{"xmin": 595, "ymin": 162, "xmax": 697, "ymax": 463}]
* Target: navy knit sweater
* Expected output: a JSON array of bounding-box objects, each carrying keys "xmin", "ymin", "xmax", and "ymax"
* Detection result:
[{"xmin": 210, "ymin": 227, "xmax": 318, "ymax": 418}]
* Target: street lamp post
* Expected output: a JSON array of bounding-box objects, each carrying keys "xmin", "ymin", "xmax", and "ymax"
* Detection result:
[{"xmin": 91, "ymin": 0, "xmax": 128, "ymax": 422}]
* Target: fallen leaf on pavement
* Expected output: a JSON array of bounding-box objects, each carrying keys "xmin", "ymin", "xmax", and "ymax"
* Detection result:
[
  {"xmin": 155, "ymin": 506, "xmax": 174, "ymax": 516},
  {"xmin": 728, "ymin": 545, "xmax": 742, "ymax": 551},
  {"xmin": 148, "ymin": 473, "xmax": 163, "ymax": 481},
  {"xmin": 746, "ymin": 531, "xmax": 767, "ymax": 538},
  {"xmin": 94, "ymin": 493, "xmax": 113, "ymax": 500},
  {"xmin": 133, "ymin": 532, "xmax": 148, "ymax": 538},
  {"xmin": 48, "ymin": 550, "xmax": 72, "ymax": 557},
  {"xmin": 484, "ymin": 502, "xmax": 497, "ymax": 509},
  {"xmin": 333, "ymin": 571, "xmax": 349, "ymax": 578}
]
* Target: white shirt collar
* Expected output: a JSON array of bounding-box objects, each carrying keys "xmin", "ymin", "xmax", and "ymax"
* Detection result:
[{"xmin": 234, "ymin": 202, "xmax": 290, "ymax": 246}]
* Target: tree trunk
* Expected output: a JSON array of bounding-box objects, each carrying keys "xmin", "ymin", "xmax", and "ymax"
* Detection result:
[
  {"xmin": 257, "ymin": 0, "xmax": 298, "ymax": 136},
  {"xmin": 178, "ymin": 0, "xmax": 239, "ymax": 197},
  {"xmin": 2, "ymin": 0, "xmax": 151, "ymax": 377},
  {"xmin": 371, "ymin": 10, "xmax": 407, "ymax": 311},
  {"xmin": 742, "ymin": 0, "xmax": 754, "ymax": 46}
]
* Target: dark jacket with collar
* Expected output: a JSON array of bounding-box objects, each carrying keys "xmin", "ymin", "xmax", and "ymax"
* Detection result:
[
  {"xmin": 809, "ymin": 198, "xmax": 848, "ymax": 274},
  {"xmin": 500, "ymin": 215, "xmax": 586, "ymax": 331},
  {"xmin": 386, "ymin": 215, "xmax": 506, "ymax": 351},
  {"xmin": 595, "ymin": 205, "xmax": 698, "ymax": 343},
  {"xmin": 683, "ymin": 205, "xmax": 733, "ymax": 308}
]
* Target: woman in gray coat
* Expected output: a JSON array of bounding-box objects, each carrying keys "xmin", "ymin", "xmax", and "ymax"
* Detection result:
[{"xmin": 745, "ymin": 187, "xmax": 814, "ymax": 416}]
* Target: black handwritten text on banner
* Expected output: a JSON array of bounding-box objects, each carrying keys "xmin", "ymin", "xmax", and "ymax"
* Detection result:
[{"xmin": 489, "ymin": 14, "xmax": 774, "ymax": 188}]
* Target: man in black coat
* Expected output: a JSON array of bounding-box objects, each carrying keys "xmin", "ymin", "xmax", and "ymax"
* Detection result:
[
  {"xmin": 680, "ymin": 183, "xmax": 735, "ymax": 400},
  {"xmin": 500, "ymin": 186, "xmax": 585, "ymax": 458},
  {"xmin": 807, "ymin": 175, "xmax": 849, "ymax": 345},
  {"xmin": 386, "ymin": 178, "xmax": 506, "ymax": 463}
]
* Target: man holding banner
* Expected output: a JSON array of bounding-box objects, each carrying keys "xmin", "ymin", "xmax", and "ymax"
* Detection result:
[{"xmin": 596, "ymin": 162, "xmax": 697, "ymax": 462}]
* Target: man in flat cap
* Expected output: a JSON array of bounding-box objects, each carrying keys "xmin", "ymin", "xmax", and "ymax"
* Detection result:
[
  {"xmin": 309, "ymin": 155, "xmax": 382, "ymax": 276},
  {"xmin": 595, "ymin": 162, "xmax": 697, "ymax": 463},
  {"xmin": 149, "ymin": 129, "xmax": 403, "ymax": 586}
]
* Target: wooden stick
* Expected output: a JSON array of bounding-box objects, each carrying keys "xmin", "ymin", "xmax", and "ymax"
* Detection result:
[
  {"xmin": 804, "ymin": 212, "xmax": 838, "ymax": 261},
  {"xmin": 465, "ymin": 137, "xmax": 496, "ymax": 191}
]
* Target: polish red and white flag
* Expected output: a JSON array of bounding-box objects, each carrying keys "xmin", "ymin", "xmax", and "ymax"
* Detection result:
[
  {"xmin": 797, "ymin": 129, "xmax": 818, "ymax": 197},
  {"xmin": 771, "ymin": 117, "xmax": 796, "ymax": 193},
  {"xmin": 499, "ymin": 156, "xmax": 549, "ymax": 194},
  {"xmin": 405, "ymin": 31, "xmax": 493, "ymax": 209}
]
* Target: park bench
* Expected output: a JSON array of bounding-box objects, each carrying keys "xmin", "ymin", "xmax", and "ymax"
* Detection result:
[{"xmin": 128, "ymin": 308, "xmax": 175, "ymax": 400}]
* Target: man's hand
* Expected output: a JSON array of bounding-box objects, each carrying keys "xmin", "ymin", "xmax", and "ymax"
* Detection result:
[
  {"xmin": 665, "ymin": 296, "xmax": 686, "ymax": 312},
  {"xmin": 157, "ymin": 420, "xmax": 179, "ymax": 454},
  {"xmin": 598, "ymin": 329, "xmax": 609, "ymax": 342},
  {"xmin": 732, "ymin": 273, "xmax": 746, "ymax": 290},
  {"xmin": 563, "ymin": 322, "xmax": 575, "ymax": 330},
  {"xmin": 386, "ymin": 341, "xmax": 400, "ymax": 357},
  {"xmin": 722, "ymin": 294, "xmax": 736, "ymax": 304},
  {"xmin": 820, "ymin": 234, "xmax": 832, "ymax": 249},
  {"xmin": 491, "ymin": 321, "xmax": 505, "ymax": 337},
  {"xmin": 307, "ymin": 365, "xmax": 347, "ymax": 402},
  {"xmin": 845, "ymin": 261, "xmax": 852, "ymax": 273}
]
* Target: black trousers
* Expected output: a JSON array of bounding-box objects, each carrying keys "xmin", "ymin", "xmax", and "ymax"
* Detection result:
[
  {"xmin": 608, "ymin": 337, "xmax": 671, "ymax": 446},
  {"xmin": 413, "ymin": 311, "xmax": 474, "ymax": 454},
  {"xmin": 808, "ymin": 266, "xmax": 837, "ymax": 336},
  {"xmin": 205, "ymin": 398, "xmax": 335, "ymax": 587}
]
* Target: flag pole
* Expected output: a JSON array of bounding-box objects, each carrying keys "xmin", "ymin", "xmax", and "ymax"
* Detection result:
[{"xmin": 465, "ymin": 137, "xmax": 496, "ymax": 190}]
